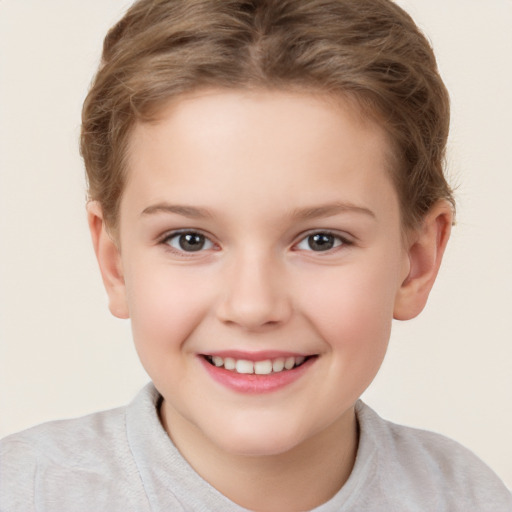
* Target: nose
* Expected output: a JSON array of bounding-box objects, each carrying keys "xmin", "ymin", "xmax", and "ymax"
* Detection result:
[{"xmin": 216, "ymin": 251, "xmax": 292, "ymax": 331}]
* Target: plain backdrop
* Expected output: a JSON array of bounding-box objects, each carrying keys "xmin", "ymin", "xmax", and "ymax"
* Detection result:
[{"xmin": 1, "ymin": 0, "xmax": 511, "ymax": 489}]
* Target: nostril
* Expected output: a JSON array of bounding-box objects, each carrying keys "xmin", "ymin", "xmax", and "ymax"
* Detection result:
[
  {"xmin": 215, "ymin": 262, "xmax": 292, "ymax": 329},
  {"xmin": 216, "ymin": 293, "xmax": 293, "ymax": 331}
]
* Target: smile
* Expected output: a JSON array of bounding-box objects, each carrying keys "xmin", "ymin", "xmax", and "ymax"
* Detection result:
[
  {"xmin": 200, "ymin": 353, "xmax": 317, "ymax": 393},
  {"xmin": 203, "ymin": 355, "xmax": 309, "ymax": 375}
]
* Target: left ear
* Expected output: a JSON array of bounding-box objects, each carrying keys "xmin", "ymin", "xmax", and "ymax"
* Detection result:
[{"xmin": 394, "ymin": 200, "xmax": 453, "ymax": 320}]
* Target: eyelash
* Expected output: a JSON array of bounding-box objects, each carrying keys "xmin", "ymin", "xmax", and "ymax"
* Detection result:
[
  {"xmin": 160, "ymin": 230, "xmax": 216, "ymax": 255},
  {"xmin": 294, "ymin": 231, "xmax": 352, "ymax": 253},
  {"xmin": 159, "ymin": 229, "xmax": 352, "ymax": 255}
]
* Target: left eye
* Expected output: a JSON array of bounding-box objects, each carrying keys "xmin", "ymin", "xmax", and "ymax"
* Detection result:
[
  {"xmin": 164, "ymin": 232, "xmax": 214, "ymax": 252},
  {"xmin": 296, "ymin": 232, "xmax": 344, "ymax": 252}
]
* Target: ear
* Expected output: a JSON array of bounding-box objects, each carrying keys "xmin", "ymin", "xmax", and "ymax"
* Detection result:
[
  {"xmin": 87, "ymin": 201, "xmax": 130, "ymax": 319},
  {"xmin": 394, "ymin": 201, "xmax": 453, "ymax": 320}
]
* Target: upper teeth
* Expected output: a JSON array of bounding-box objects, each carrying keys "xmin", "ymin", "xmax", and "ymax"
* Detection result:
[{"xmin": 209, "ymin": 356, "xmax": 306, "ymax": 375}]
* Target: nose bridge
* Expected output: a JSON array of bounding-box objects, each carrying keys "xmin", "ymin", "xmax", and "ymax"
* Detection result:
[{"xmin": 217, "ymin": 246, "xmax": 291, "ymax": 330}]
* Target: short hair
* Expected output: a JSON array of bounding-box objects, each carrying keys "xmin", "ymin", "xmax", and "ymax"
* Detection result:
[{"xmin": 80, "ymin": 0, "xmax": 454, "ymax": 231}]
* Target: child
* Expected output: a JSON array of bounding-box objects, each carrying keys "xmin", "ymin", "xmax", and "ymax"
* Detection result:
[{"xmin": 1, "ymin": 0, "xmax": 511, "ymax": 510}]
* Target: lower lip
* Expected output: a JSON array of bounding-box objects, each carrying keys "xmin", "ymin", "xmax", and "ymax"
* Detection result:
[{"xmin": 199, "ymin": 356, "xmax": 316, "ymax": 394}]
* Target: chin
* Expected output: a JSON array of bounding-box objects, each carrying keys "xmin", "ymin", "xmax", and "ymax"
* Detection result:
[
  {"xmin": 207, "ymin": 419, "xmax": 310, "ymax": 458},
  {"xmin": 221, "ymin": 438, "xmax": 302, "ymax": 458}
]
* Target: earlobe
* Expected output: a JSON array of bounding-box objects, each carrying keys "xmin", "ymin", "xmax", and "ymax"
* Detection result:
[
  {"xmin": 87, "ymin": 201, "xmax": 130, "ymax": 319},
  {"xmin": 393, "ymin": 201, "xmax": 453, "ymax": 320}
]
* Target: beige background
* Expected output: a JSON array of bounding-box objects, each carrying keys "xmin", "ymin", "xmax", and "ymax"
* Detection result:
[{"xmin": 1, "ymin": 0, "xmax": 511, "ymax": 489}]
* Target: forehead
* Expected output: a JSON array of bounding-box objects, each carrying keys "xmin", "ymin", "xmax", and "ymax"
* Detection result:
[{"xmin": 122, "ymin": 89, "xmax": 399, "ymax": 224}]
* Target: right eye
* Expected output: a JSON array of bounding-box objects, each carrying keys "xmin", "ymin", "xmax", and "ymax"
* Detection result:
[{"xmin": 163, "ymin": 231, "xmax": 214, "ymax": 253}]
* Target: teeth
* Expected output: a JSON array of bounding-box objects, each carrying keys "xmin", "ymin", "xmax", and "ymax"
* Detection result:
[
  {"xmin": 254, "ymin": 360, "xmax": 273, "ymax": 375},
  {"xmin": 284, "ymin": 356, "xmax": 295, "ymax": 370},
  {"xmin": 224, "ymin": 357, "xmax": 236, "ymax": 370},
  {"xmin": 272, "ymin": 358, "xmax": 285, "ymax": 372},
  {"xmin": 207, "ymin": 355, "xmax": 308, "ymax": 374},
  {"xmin": 235, "ymin": 360, "xmax": 254, "ymax": 374},
  {"xmin": 212, "ymin": 356, "xmax": 223, "ymax": 367}
]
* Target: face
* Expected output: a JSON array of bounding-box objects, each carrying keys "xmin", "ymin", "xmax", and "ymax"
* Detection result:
[{"xmin": 108, "ymin": 90, "xmax": 412, "ymax": 458}]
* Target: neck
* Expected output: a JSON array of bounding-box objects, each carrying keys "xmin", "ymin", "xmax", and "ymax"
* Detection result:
[{"xmin": 160, "ymin": 403, "xmax": 358, "ymax": 512}]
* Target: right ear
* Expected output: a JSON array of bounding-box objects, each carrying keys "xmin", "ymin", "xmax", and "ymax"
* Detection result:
[{"xmin": 87, "ymin": 201, "xmax": 129, "ymax": 319}]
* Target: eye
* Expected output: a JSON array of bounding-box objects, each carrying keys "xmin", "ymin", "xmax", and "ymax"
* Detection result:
[
  {"xmin": 295, "ymin": 232, "xmax": 346, "ymax": 252},
  {"xmin": 164, "ymin": 231, "xmax": 214, "ymax": 253}
]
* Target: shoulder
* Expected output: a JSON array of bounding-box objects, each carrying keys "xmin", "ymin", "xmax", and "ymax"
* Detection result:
[
  {"xmin": 0, "ymin": 401, "xmax": 147, "ymax": 511},
  {"xmin": 355, "ymin": 401, "xmax": 512, "ymax": 512},
  {"xmin": 0, "ymin": 405, "xmax": 127, "ymax": 468}
]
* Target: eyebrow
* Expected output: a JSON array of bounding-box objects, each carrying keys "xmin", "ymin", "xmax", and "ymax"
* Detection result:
[
  {"xmin": 141, "ymin": 201, "xmax": 375, "ymax": 221},
  {"xmin": 141, "ymin": 203, "xmax": 213, "ymax": 219},
  {"xmin": 291, "ymin": 202, "xmax": 376, "ymax": 221}
]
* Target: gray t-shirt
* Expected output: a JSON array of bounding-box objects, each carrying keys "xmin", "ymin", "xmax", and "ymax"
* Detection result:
[{"xmin": 1, "ymin": 383, "xmax": 511, "ymax": 511}]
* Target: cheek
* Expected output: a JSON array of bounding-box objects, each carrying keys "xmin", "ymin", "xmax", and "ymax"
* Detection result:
[
  {"xmin": 124, "ymin": 263, "xmax": 214, "ymax": 359},
  {"xmin": 298, "ymin": 256, "xmax": 400, "ymax": 351}
]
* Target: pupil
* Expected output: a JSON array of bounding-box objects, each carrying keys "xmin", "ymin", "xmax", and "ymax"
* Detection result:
[
  {"xmin": 308, "ymin": 233, "xmax": 334, "ymax": 251},
  {"xmin": 179, "ymin": 233, "xmax": 205, "ymax": 251}
]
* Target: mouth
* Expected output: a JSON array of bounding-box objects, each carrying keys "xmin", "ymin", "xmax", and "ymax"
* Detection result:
[
  {"xmin": 199, "ymin": 352, "xmax": 317, "ymax": 393},
  {"xmin": 202, "ymin": 354, "xmax": 314, "ymax": 375}
]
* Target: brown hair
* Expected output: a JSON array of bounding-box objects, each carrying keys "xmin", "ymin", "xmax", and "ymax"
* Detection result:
[{"xmin": 81, "ymin": 0, "xmax": 454, "ymax": 230}]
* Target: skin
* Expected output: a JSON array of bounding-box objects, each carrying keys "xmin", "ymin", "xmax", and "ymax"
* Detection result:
[{"xmin": 88, "ymin": 89, "xmax": 452, "ymax": 511}]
